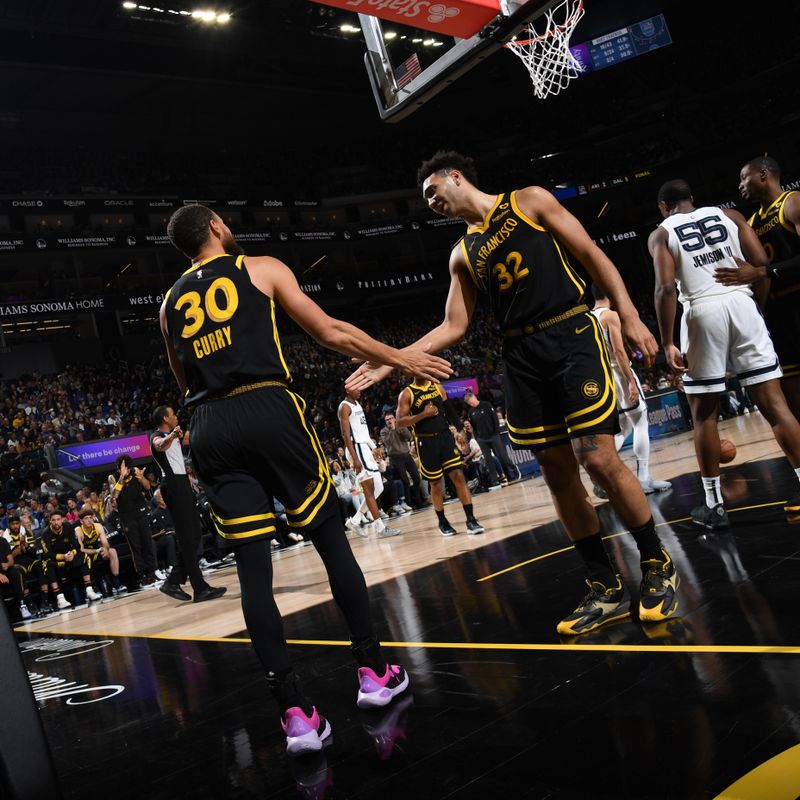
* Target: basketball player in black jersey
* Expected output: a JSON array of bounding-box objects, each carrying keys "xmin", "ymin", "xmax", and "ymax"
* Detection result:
[
  {"xmin": 163, "ymin": 204, "xmax": 449, "ymax": 754},
  {"xmin": 715, "ymin": 156, "xmax": 800, "ymax": 433},
  {"xmin": 396, "ymin": 379, "xmax": 484, "ymax": 535},
  {"xmin": 348, "ymin": 151, "xmax": 680, "ymax": 636}
]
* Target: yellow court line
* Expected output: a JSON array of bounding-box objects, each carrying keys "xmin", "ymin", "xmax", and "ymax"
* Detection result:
[
  {"xmin": 478, "ymin": 500, "xmax": 788, "ymax": 583},
  {"xmin": 13, "ymin": 629, "xmax": 800, "ymax": 655}
]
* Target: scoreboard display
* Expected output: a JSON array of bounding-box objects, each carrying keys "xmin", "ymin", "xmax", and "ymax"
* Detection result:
[{"xmin": 570, "ymin": 14, "xmax": 672, "ymax": 74}]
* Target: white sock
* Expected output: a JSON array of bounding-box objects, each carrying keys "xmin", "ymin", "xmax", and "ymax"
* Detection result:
[
  {"xmin": 637, "ymin": 459, "xmax": 650, "ymax": 482},
  {"xmin": 374, "ymin": 518, "xmax": 385, "ymax": 533},
  {"xmin": 702, "ymin": 476, "xmax": 722, "ymax": 509},
  {"xmin": 350, "ymin": 509, "xmax": 363, "ymax": 526},
  {"xmin": 795, "ymin": 467, "xmax": 800, "ymax": 485}
]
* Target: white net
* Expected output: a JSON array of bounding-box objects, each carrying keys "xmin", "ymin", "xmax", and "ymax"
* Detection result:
[{"xmin": 506, "ymin": 0, "xmax": 585, "ymax": 99}]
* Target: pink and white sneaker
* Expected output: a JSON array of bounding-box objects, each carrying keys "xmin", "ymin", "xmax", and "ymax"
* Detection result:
[
  {"xmin": 356, "ymin": 664, "xmax": 410, "ymax": 709},
  {"xmin": 281, "ymin": 706, "xmax": 332, "ymax": 756}
]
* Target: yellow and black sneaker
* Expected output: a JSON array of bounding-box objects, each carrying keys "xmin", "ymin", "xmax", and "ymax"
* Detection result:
[
  {"xmin": 556, "ymin": 575, "xmax": 631, "ymax": 636},
  {"xmin": 784, "ymin": 495, "xmax": 800, "ymax": 514},
  {"xmin": 639, "ymin": 548, "xmax": 680, "ymax": 623}
]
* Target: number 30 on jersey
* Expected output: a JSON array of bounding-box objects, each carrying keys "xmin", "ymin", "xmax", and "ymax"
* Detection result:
[{"xmin": 175, "ymin": 277, "xmax": 239, "ymax": 338}]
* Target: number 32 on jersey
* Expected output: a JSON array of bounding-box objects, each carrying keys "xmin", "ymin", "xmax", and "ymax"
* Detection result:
[{"xmin": 492, "ymin": 251, "xmax": 530, "ymax": 291}]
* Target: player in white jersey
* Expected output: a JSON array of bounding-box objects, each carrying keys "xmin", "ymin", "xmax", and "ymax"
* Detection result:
[
  {"xmin": 590, "ymin": 285, "xmax": 671, "ymax": 497},
  {"xmin": 650, "ymin": 179, "xmax": 800, "ymax": 529},
  {"xmin": 338, "ymin": 388, "xmax": 400, "ymax": 538}
]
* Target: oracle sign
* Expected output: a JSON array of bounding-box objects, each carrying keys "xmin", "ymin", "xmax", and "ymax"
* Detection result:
[{"xmin": 310, "ymin": 0, "xmax": 501, "ymax": 37}]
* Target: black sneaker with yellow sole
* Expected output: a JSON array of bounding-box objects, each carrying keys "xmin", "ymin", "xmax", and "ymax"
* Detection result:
[
  {"xmin": 639, "ymin": 548, "xmax": 680, "ymax": 623},
  {"xmin": 785, "ymin": 495, "xmax": 800, "ymax": 514},
  {"xmin": 556, "ymin": 575, "xmax": 631, "ymax": 636}
]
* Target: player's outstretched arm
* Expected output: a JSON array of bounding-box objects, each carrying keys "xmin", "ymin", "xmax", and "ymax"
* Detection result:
[
  {"xmin": 246, "ymin": 256, "xmax": 452, "ymax": 382},
  {"xmin": 345, "ymin": 251, "xmax": 476, "ymax": 392},
  {"xmin": 516, "ymin": 186, "xmax": 658, "ymax": 366}
]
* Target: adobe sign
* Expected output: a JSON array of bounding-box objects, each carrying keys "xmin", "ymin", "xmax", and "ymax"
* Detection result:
[{"xmin": 311, "ymin": 0, "xmax": 502, "ymax": 38}]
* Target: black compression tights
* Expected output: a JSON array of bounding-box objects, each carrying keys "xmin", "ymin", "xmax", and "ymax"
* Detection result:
[{"xmin": 234, "ymin": 513, "xmax": 374, "ymax": 676}]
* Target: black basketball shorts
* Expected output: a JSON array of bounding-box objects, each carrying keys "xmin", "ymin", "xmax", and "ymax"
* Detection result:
[
  {"xmin": 766, "ymin": 292, "xmax": 800, "ymax": 380},
  {"xmin": 413, "ymin": 428, "xmax": 463, "ymax": 481},
  {"xmin": 190, "ymin": 386, "xmax": 338, "ymax": 545},
  {"xmin": 502, "ymin": 310, "xmax": 618, "ymax": 451}
]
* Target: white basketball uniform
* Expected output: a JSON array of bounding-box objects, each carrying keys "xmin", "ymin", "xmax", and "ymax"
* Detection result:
[
  {"xmin": 338, "ymin": 398, "xmax": 383, "ymax": 498},
  {"xmin": 592, "ymin": 306, "xmax": 646, "ymax": 414},
  {"xmin": 660, "ymin": 206, "xmax": 782, "ymax": 394}
]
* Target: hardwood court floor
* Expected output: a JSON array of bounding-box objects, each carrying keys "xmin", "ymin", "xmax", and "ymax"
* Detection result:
[{"xmin": 14, "ymin": 412, "xmax": 800, "ymax": 799}]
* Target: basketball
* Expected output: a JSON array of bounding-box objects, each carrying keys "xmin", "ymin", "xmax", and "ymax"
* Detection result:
[{"xmin": 720, "ymin": 439, "xmax": 737, "ymax": 464}]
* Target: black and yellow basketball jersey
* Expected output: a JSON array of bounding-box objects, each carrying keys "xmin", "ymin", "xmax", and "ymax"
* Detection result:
[
  {"xmin": 164, "ymin": 254, "xmax": 292, "ymax": 405},
  {"xmin": 79, "ymin": 523, "xmax": 101, "ymax": 549},
  {"xmin": 405, "ymin": 382, "xmax": 447, "ymax": 434},
  {"xmin": 748, "ymin": 191, "xmax": 800, "ymax": 293},
  {"xmin": 458, "ymin": 191, "xmax": 587, "ymax": 332}
]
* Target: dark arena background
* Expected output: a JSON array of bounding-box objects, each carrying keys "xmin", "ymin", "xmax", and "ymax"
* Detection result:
[{"xmin": 2, "ymin": 1, "xmax": 800, "ymax": 798}]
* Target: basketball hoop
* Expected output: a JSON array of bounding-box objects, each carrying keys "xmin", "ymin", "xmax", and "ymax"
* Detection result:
[{"xmin": 506, "ymin": 0, "xmax": 585, "ymax": 99}]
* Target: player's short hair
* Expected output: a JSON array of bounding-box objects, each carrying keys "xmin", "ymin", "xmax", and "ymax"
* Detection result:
[
  {"xmin": 116, "ymin": 455, "xmax": 132, "ymax": 469},
  {"xmin": 50, "ymin": 508, "xmax": 63, "ymax": 517},
  {"xmin": 657, "ymin": 179, "xmax": 693, "ymax": 206},
  {"xmin": 744, "ymin": 155, "xmax": 781, "ymax": 177},
  {"xmin": 167, "ymin": 204, "xmax": 215, "ymax": 259},
  {"xmin": 8, "ymin": 514, "xmax": 20, "ymax": 523},
  {"xmin": 591, "ymin": 283, "xmax": 607, "ymax": 301},
  {"xmin": 417, "ymin": 150, "xmax": 478, "ymax": 187},
  {"xmin": 152, "ymin": 405, "xmax": 170, "ymax": 427},
  {"xmin": 79, "ymin": 506, "xmax": 95, "ymax": 519}
]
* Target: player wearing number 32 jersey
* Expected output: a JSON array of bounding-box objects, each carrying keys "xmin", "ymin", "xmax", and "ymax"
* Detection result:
[
  {"xmin": 160, "ymin": 206, "xmax": 448, "ymax": 752},
  {"xmin": 346, "ymin": 151, "xmax": 681, "ymax": 637}
]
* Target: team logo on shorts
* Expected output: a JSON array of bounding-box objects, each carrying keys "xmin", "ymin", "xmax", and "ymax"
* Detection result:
[
  {"xmin": 304, "ymin": 480, "xmax": 318, "ymax": 496},
  {"xmin": 581, "ymin": 380, "xmax": 601, "ymax": 399}
]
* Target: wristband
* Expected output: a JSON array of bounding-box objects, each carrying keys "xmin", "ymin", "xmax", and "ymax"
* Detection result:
[{"xmin": 114, "ymin": 482, "xmax": 123, "ymax": 491}]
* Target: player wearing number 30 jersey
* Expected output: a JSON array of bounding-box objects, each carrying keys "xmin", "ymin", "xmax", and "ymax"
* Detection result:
[{"xmin": 160, "ymin": 206, "xmax": 445, "ymax": 752}]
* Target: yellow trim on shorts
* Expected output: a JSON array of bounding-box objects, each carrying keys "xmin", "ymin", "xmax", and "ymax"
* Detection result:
[
  {"xmin": 419, "ymin": 463, "xmax": 444, "ymax": 480},
  {"xmin": 508, "ymin": 429, "xmax": 570, "ymax": 447},
  {"xmin": 564, "ymin": 315, "xmax": 616, "ymax": 422},
  {"xmin": 216, "ymin": 524, "xmax": 277, "ymax": 541},
  {"xmin": 441, "ymin": 455, "xmax": 463, "ymax": 469},
  {"xmin": 212, "ymin": 511, "xmax": 276, "ymax": 528},
  {"xmin": 283, "ymin": 391, "xmax": 333, "ymax": 528}
]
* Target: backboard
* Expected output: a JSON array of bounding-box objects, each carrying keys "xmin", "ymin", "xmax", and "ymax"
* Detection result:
[{"xmin": 357, "ymin": 0, "xmax": 559, "ymax": 122}]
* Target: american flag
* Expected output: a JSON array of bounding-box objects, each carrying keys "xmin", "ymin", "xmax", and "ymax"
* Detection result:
[{"xmin": 395, "ymin": 53, "xmax": 422, "ymax": 89}]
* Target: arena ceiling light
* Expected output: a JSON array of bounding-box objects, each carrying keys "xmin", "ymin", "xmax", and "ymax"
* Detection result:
[{"xmin": 121, "ymin": 3, "xmax": 232, "ymax": 24}]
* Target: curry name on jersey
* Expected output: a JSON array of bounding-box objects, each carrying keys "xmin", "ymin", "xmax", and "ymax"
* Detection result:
[
  {"xmin": 164, "ymin": 254, "xmax": 292, "ymax": 405},
  {"xmin": 407, "ymin": 382, "xmax": 447, "ymax": 435},
  {"xmin": 458, "ymin": 191, "xmax": 587, "ymax": 332}
]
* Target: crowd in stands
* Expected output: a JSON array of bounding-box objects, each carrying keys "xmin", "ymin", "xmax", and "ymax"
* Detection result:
[{"xmin": 2, "ymin": 298, "xmax": 721, "ymax": 624}]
